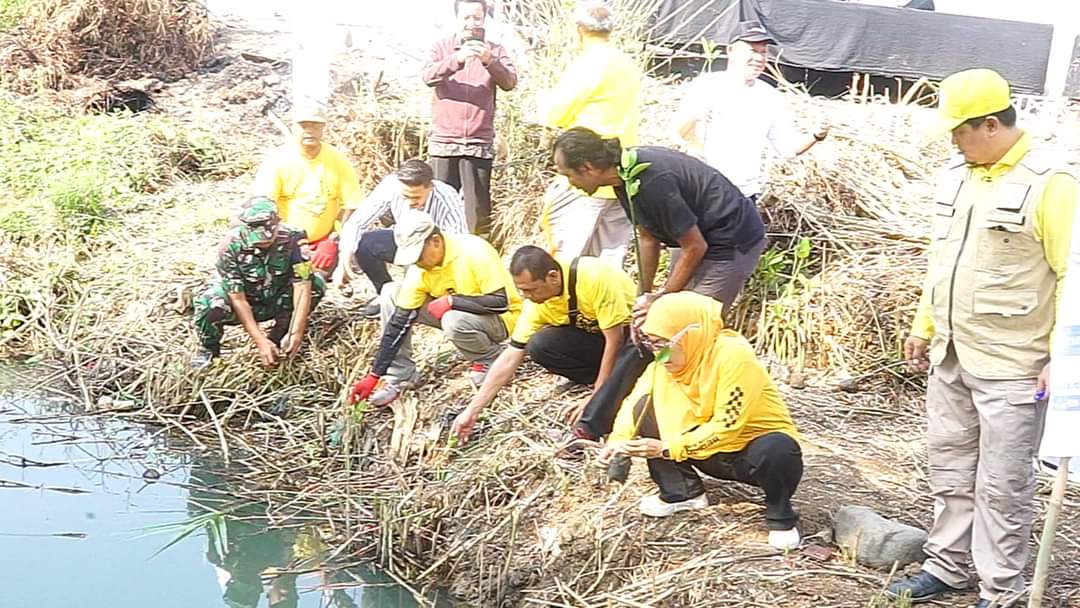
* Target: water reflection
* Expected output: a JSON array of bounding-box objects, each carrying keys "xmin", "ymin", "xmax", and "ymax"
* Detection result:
[{"xmin": 0, "ymin": 369, "xmax": 436, "ymax": 608}]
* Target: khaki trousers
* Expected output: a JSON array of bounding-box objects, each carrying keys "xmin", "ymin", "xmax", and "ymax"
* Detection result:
[
  {"xmin": 378, "ymin": 281, "xmax": 508, "ymax": 385},
  {"xmin": 921, "ymin": 345, "xmax": 1043, "ymax": 604},
  {"xmin": 541, "ymin": 178, "xmax": 632, "ymax": 268}
]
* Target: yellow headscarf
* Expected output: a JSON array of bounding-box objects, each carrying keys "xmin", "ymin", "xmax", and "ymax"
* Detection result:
[
  {"xmin": 640, "ymin": 291, "xmax": 726, "ymax": 403},
  {"xmin": 610, "ymin": 291, "xmax": 798, "ymax": 459}
]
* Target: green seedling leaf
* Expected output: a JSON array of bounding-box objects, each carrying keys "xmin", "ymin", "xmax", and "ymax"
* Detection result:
[
  {"xmin": 620, "ymin": 148, "xmax": 638, "ymax": 170},
  {"xmin": 627, "ymin": 162, "xmax": 651, "ymax": 179},
  {"xmin": 796, "ymin": 237, "xmax": 812, "ymax": 260},
  {"xmin": 655, "ymin": 346, "xmax": 672, "ymax": 364},
  {"xmin": 627, "ymin": 182, "xmax": 640, "ymax": 198},
  {"xmin": 446, "ymin": 435, "xmax": 459, "ymax": 449}
]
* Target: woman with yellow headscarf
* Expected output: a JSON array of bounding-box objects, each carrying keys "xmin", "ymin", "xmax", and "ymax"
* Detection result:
[{"xmin": 599, "ymin": 291, "xmax": 803, "ymax": 550}]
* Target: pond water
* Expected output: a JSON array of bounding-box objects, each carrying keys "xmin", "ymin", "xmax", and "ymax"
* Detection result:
[{"xmin": 0, "ymin": 367, "xmax": 433, "ymax": 608}]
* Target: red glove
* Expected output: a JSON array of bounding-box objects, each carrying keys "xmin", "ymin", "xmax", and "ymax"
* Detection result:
[
  {"xmin": 310, "ymin": 239, "xmax": 339, "ymax": 270},
  {"xmin": 349, "ymin": 373, "xmax": 380, "ymax": 403},
  {"xmin": 427, "ymin": 295, "xmax": 453, "ymax": 321}
]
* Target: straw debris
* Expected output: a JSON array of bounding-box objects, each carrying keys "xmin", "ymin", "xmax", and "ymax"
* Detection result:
[
  {"xmin": 6, "ymin": 1, "xmax": 1080, "ymax": 606},
  {"xmin": 0, "ymin": 0, "xmax": 212, "ymax": 95}
]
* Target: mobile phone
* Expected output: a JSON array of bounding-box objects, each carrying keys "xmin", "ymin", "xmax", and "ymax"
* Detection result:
[{"xmin": 466, "ymin": 27, "xmax": 485, "ymax": 43}]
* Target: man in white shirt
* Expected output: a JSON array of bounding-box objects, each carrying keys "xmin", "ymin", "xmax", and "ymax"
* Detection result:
[
  {"xmin": 674, "ymin": 21, "xmax": 828, "ymax": 200},
  {"xmin": 335, "ymin": 159, "xmax": 468, "ymax": 316}
]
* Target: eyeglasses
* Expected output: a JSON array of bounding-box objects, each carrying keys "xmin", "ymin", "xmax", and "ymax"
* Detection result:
[{"xmin": 639, "ymin": 334, "xmax": 671, "ymax": 354}]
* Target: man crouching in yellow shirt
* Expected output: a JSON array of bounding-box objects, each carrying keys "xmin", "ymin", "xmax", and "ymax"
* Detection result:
[
  {"xmin": 254, "ymin": 105, "xmax": 363, "ymax": 275},
  {"xmin": 450, "ymin": 246, "xmax": 636, "ymax": 443},
  {"xmin": 599, "ymin": 291, "xmax": 803, "ymax": 551},
  {"xmin": 348, "ymin": 210, "xmax": 522, "ymax": 407}
]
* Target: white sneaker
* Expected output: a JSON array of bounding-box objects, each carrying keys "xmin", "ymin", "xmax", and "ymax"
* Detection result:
[
  {"xmin": 639, "ymin": 493, "xmax": 709, "ymax": 517},
  {"xmin": 768, "ymin": 527, "xmax": 801, "ymax": 550}
]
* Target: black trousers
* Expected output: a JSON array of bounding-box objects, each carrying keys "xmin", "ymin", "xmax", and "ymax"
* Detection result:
[
  {"xmin": 430, "ymin": 155, "xmax": 493, "ymax": 236},
  {"xmin": 574, "ymin": 264, "xmax": 763, "ymax": 439},
  {"xmin": 639, "ymin": 397, "xmax": 803, "ymax": 530},
  {"xmin": 576, "ymin": 341, "xmax": 652, "ymax": 438},
  {"xmin": 526, "ymin": 325, "xmax": 606, "ymax": 385},
  {"xmin": 353, "ymin": 229, "xmax": 397, "ymax": 294}
]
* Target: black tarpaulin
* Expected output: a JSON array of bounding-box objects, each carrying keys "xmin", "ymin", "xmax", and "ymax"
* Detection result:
[{"xmin": 650, "ymin": 0, "xmax": 1053, "ymax": 94}]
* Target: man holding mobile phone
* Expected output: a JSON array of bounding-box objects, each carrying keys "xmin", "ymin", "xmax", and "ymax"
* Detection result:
[{"xmin": 422, "ymin": 0, "xmax": 517, "ymax": 240}]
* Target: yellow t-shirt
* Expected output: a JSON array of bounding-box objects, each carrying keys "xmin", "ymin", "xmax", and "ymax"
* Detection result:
[
  {"xmin": 539, "ymin": 37, "xmax": 642, "ymax": 201},
  {"xmin": 253, "ymin": 143, "xmax": 363, "ymax": 242},
  {"xmin": 510, "ymin": 256, "xmax": 635, "ymax": 346},
  {"xmin": 610, "ymin": 330, "xmax": 799, "ymax": 461},
  {"xmin": 397, "ymin": 233, "xmax": 522, "ymax": 332}
]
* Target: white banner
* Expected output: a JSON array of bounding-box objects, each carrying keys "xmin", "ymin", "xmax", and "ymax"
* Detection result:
[{"xmin": 1039, "ymin": 208, "xmax": 1080, "ymax": 458}]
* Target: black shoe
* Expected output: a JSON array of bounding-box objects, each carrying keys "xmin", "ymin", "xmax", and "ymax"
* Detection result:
[
  {"xmin": 362, "ymin": 298, "xmax": 380, "ymax": 319},
  {"xmin": 191, "ymin": 347, "xmax": 217, "ymax": 370},
  {"xmin": 885, "ymin": 571, "xmax": 962, "ymax": 603}
]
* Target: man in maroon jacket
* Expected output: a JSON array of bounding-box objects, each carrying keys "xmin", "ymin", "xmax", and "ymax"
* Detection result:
[{"xmin": 422, "ymin": 0, "xmax": 517, "ymax": 239}]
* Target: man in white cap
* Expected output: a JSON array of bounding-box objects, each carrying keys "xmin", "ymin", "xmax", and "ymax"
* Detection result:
[
  {"xmin": 348, "ymin": 209, "xmax": 521, "ymax": 406},
  {"xmin": 254, "ymin": 104, "xmax": 363, "ymax": 274},
  {"xmin": 673, "ymin": 21, "xmax": 827, "ymax": 200},
  {"xmin": 887, "ymin": 68, "xmax": 1077, "ymax": 608}
]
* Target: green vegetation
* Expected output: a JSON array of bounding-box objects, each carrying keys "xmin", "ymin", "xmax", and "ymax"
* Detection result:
[
  {"xmin": 742, "ymin": 237, "xmax": 820, "ymax": 366},
  {"xmin": 0, "ymin": 94, "xmax": 236, "ymax": 240},
  {"xmin": 0, "ymin": 0, "xmax": 28, "ymax": 30}
]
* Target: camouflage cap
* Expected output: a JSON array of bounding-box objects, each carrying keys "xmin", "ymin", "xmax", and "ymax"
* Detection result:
[{"xmin": 238, "ymin": 197, "xmax": 279, "ymax": 226}]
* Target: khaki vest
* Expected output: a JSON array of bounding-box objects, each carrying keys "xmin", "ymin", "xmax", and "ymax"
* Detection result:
[{"xmin": 926, "ymin": 149, "xmax": 1059, "ymax": 379}]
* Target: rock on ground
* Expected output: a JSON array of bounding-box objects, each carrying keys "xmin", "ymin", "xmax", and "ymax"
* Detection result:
[{"xmin": 832, "ymin": 505, "xmax": 927, "ymax": 569}]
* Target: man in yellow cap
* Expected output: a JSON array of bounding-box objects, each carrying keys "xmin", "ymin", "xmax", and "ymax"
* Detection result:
[
  {"xmin": 887, "ymin": 69, "xmax": 1077, "ymax": 608},
  {"xmin": 254, "ymin": 104, "xmax": 363, "ymax": 275}
]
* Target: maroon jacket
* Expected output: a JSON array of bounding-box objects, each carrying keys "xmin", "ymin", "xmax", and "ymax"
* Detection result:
[{"xmin": 422, "ymin": 36, "xmax": 517, "ymax": 146}]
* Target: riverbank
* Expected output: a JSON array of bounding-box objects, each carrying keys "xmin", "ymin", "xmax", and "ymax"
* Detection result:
[
  {"xmin": 0, "ymin": 365, "xmax": 434, "ymax": 607},
  {"xmin": 3, "ymin": 2, "xmax": 1080, "ymax": 607}
]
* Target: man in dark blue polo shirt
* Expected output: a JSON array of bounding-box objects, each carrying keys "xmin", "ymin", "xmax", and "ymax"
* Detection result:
[{"xmin": 552, "ymin": 127, "xmax": 767, "ymax": 442}]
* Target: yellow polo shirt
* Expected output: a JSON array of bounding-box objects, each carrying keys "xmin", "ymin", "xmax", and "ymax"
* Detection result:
[
  {"xmin": 510, "ymin": 256, "xmax": 635, "ymax": 346},
  {"xmin": 253, "ymin": 142, "xmax": 363, "ymax": 242},
  {"xmin": 397, "ymin": 233, "xmax": 522, "ymax": 331},
  {"xmin": 911, "ymin": 133, "xmax": 1078, "ymax": 339}
]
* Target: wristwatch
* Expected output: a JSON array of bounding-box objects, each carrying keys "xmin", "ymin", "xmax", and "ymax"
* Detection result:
[{"xmin": 661, "ymin": 447, "xmax": 671, "ymax": 460}]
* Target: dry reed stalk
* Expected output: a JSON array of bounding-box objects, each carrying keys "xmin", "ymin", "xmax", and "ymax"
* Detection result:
[
  {"xmin": 6, "ymin": 3, "xmax": 1080, "ymax": 607},
  {"xmin": 0, "ymin": 0, "xmax": 212, "ymax": 94}
]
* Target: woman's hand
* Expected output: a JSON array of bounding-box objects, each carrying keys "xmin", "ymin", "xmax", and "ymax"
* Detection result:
[
  {"xmin": 598, "ymin": 441, "xmax": 620, "ymax": 465},
  {"xmin": 619, "ymin": 438, "xmax": 665, "ymax": 459}
]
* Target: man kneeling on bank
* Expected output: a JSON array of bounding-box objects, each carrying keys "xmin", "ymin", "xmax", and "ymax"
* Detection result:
[
  {"xmin": 348, "ymin": 209, "xmax": 521, "ymax": 406},
  {"xmin": 599, "ymin": 292, "xmax": 803, "ymax": 550},
  {"xmin": 450, "ymin": 246, "xmax": 636, "ymax": 442},
  {"xmin": 192, "ymin": 197, "xmax": 323, "ymax": 369}
]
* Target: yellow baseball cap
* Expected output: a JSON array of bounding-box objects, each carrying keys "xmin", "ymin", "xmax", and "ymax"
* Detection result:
[{"xmin": 931, "ymin": 68, "xmax": 1012, "ymax": 134}]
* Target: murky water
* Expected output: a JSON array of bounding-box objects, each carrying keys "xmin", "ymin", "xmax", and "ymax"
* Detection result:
[{"xmin": 0, "ymin": 367, "xmax": 431, "ymax": 608}]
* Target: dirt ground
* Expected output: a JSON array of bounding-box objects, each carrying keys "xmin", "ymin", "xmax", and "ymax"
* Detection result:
[{"xmin": 52, "ymin": 8, "xmax": 1080, "ymax": 608}]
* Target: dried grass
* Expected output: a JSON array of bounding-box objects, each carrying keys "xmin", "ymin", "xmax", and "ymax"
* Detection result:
[
  {"xmin": 7, "ymin": 2, "xmax": 1080, "ymax": 607},
  {"xmin": 0, "ymin": 0, "xmax": 212, "ymax": 94}
]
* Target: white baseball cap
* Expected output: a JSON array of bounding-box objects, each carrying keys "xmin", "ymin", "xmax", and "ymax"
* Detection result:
[{"xmin": 393, "ymin": 209, "xmax": 437, "ymax": 265}]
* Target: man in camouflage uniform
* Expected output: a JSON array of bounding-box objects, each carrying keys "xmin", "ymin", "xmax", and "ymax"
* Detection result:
[{"xmin": 192, "ymin": 197, "xmax": 325, "ymax": 369}]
